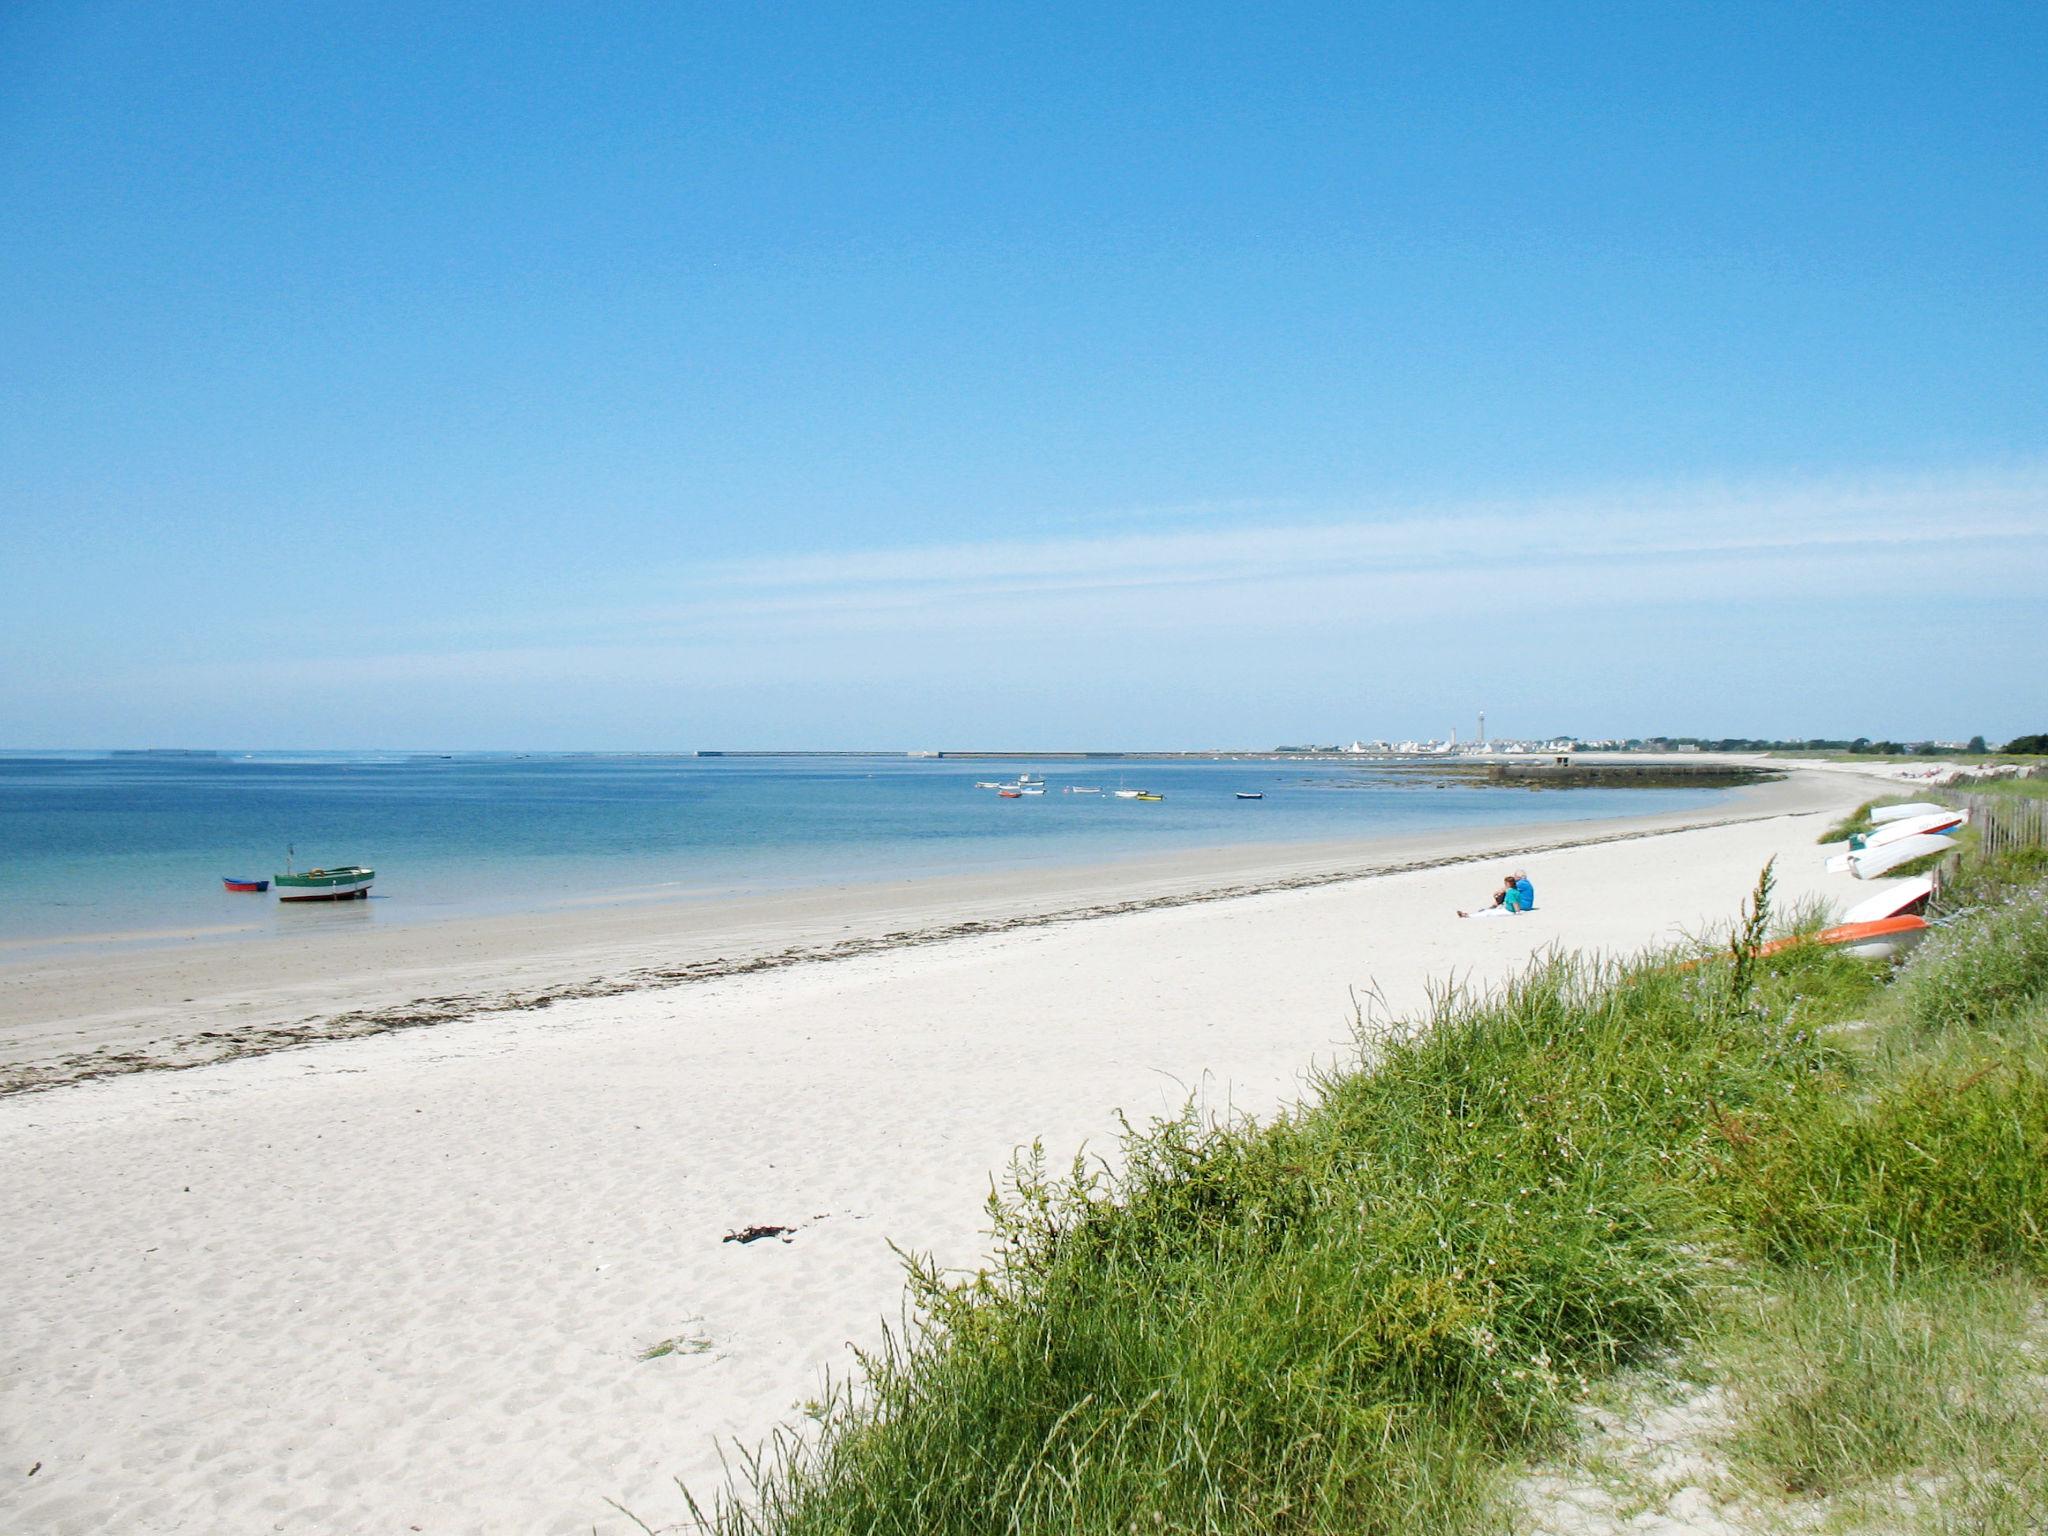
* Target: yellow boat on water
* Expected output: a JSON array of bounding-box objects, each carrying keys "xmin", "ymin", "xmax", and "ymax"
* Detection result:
[{"xmin": 1134, "ymin": 792, "xmax": 1163, "ymax": 802}]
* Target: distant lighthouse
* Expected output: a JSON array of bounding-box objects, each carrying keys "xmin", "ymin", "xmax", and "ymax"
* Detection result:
[{"xmin": 1478, "ymin": 711, "xmax": 1486, "ymax": 747}]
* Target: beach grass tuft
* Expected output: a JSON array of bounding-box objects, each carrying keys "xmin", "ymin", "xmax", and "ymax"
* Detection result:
[
  {"xmin": 1716, "ymin": 1265, "xmax": 2048, "ymax": 1521},
  {"xmin": 1897, "ymin": 885, "xmax": 2048, "ymax": 1033},
  {"xmin": 641, "ymin": 1332, "xmax": 715, "ymax": 1362},
  {"xmin": 1818, "ymin": 800, "xmax": 1882, "ymax": 844},
  {"xmin": 1709, "ymin": 1014, "xmax": 2048, "ymax": 1274}
]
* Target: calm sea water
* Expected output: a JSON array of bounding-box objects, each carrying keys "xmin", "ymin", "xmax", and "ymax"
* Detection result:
[{"xmin": 0, "ymin": 752, "xmax": 1729, "ymax": 949}]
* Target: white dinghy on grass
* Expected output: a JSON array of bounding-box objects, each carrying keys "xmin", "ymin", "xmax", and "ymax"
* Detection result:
[
  {"xmin": 1848, "ymin": 833, "xmax": 1959, "ymax": 880},
  {"xmin": 1869, "ymin": 801, "xmax": 1948, "ymax": 824},
  {"xmin": 1827, "ymin": 810, "xmax": 1967, "ymax": 873},
  {"xmin": 1840, "ymin": 874, "xmax": 1936, "ymax": 924}
]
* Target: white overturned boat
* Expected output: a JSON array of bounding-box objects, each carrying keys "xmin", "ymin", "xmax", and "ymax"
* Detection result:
[
  {"xmin": 1824, "ymin": 915, "xmax": 1933, "ymax": 960},
  {"xmin": 1698, "ymin": 913, "xmax": 1933, "ymax": 968},
  {"xmin": 1826, "ymin": 810, "xmax": 1966, "ymax": 873},
  {"xmin": 1848, "ymin": 833, "xmax": 1960, "ymax": 880},
  {"xmin": 1869, "ymin": 801, "xmax": 1947, "ymax": 824},
  {"xmin": 1840, "ymin": 874, "xmax": 1936, "ymax": 924},
  {"xmin": 1861, "ymin": 809, "xmax": 1965, "ymax": 846}
]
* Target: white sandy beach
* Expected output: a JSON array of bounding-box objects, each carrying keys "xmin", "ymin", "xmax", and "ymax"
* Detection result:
[{"xmin": 1, "ymin": 776, "xmax": 1874, "ymax": 1535}]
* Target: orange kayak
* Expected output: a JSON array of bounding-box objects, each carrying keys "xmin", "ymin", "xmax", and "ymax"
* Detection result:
[{"xmin": 1758, "ymin": 914, "xmax": 1931, "ymax": 961}]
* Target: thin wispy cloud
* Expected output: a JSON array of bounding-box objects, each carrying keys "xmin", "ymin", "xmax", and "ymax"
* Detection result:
[
  {"xmin": 78, "ymin": 462, "xmax": 2045, "ymax": 717},
  {"xmin": 641, "ymin": 462, "xmax": 2045, "ymax": 636}
]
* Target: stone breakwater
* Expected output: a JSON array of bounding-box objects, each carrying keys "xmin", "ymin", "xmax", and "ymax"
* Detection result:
[{"xmin": 1484, "ymin": 761, "xmax": 1786, "ymax": 790}]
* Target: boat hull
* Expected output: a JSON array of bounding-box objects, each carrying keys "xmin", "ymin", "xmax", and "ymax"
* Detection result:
[
  {"xmin": 274, "ymin": 867, "xmax": 375, "ymax": 902},
  {"xmin": 1839, "ymin": 875, "xmax": 1935, "ymax": 925},
  {"xmin": 1855, "ymin": 811, "xmax": 1965, "ymax": 849},
  {"xmin": 1869, "ymin": 801, "xmax": 1946, "ymax": 824},
  {"xmin": 1749, "ymin": 915, "xmax": 1933, "ymax": 962},
  {"xmin": 222, "ymin": 878, "xmax": 270, "ymax": 893},
  {"xmin": 1849, "ymin": 835, "xmax": 1956, "ymax": 879},
  {"xmin": 1681, "ymin": 914, "xmax": 1933, "ymax": 972},
  {"xmin": 1821, "ymin": 915, "xmax": 1932, "ymax": 960}
]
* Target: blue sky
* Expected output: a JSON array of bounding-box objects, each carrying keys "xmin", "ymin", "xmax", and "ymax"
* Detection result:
[{"xmin": 3, "ymin": 2, "xmax": 2043, "ymax": 748}]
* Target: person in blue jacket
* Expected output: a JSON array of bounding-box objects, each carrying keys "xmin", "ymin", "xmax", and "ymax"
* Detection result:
[{"xmin": 1461, "ymin": 869, "xmax": 1536, "ymax": 918}]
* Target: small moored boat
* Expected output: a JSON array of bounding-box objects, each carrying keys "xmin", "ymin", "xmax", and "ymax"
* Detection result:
[
  {"xmin": 1236, "ymin": 792, "xmax": 1264, "ymax": 800},
  {"xmin": 998, "ymin": 789, "xmax": 1023, "ymax": 799},
  {"xmin": 1133, "ymin": 792, "xmax": 1163, "ymax": 802},
  {"xmin": 222, "ymin": 877, "xmax": 270, "ymax": 893},
  {"xmin": 275, "ymin": 864, "xmax": 375, "ymax": 901}
]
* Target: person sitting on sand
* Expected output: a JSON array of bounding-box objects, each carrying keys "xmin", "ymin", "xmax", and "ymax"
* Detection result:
[
  {"xmin": 1510, "ymin": 870, "xmax": 1535, "ymax": 912},
  {"xmin": 1459, "ymin": 870, "xmax": 1522, "ymax": 919}
]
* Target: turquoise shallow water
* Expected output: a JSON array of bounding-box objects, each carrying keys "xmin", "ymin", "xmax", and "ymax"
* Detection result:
[{"xmin": 0, "ymin": 752, "xmax": 1730, "ymax": 946}]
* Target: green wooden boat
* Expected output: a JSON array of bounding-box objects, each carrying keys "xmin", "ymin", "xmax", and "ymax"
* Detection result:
[{"xmin": 274, "ymin": 864, "xmax": 374, "ymax": 902}]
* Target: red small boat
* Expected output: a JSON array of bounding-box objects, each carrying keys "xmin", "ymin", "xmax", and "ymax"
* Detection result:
[
  {"xmin": 998, "ymin": 789, "xmax": 1023, "ymax": 798},
  {"xmin": 223, "ymin": 877, "xmax": 270, "ymax": 893}
]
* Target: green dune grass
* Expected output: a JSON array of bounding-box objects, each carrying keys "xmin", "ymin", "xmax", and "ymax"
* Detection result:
[{"xmin": 683, "ymin": 856, "xmax": 2048, "ymax": 1535}]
